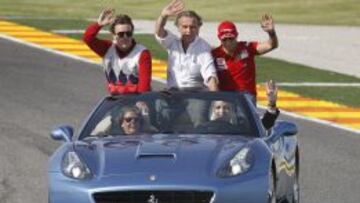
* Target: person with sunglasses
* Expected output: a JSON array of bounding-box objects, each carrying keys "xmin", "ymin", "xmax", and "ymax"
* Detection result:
[
  {"xmin": 118, "ymin": 106, "xmax": 143, "ymax": 135},
  {"xmin": 83, "ymin": 9, "xmax": 152, "ymax": 94}
]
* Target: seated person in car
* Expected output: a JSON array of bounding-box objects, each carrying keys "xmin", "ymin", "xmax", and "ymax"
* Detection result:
[
  {"xmin": 91, "ymin": 101, "xmax": 157, "ymax": 136},
  {"xmin": 209, "ymin": 100, "xmax": 236, "ymax": 124},
  {"xmin": 208, "ymin": 81, "xmax": 280, "ymax": 130},
  {"xmin": 118, "ymin": 106, "xmax": 143, "ymax": 135}
]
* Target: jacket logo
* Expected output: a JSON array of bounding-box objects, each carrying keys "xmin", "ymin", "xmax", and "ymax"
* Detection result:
[
  {"xmin": 239, "ymin": 50, "xmax": 249, "ymax": 59},
  {"xmin": 216, "ymin": 58, "xmax": 227, "ymax": 70},
  {"xmin": 147, "ymin": 194, "xmax": 158, "ymax": 203}
]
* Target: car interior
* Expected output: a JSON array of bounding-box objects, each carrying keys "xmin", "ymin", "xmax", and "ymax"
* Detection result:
[{"xmin": 88, "ymin": 94, "xmax": 253, "ymax": 137}]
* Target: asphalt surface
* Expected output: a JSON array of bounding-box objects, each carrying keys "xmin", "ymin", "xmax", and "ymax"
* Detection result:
[{"xmin": 0, "ymin": 38, "xmax": 360, "ymax": 203}]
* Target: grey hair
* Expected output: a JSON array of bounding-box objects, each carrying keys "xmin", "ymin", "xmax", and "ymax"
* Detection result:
[{"xmin": 174, "ymin": 10, "xmax": 203, "ymax": 27}]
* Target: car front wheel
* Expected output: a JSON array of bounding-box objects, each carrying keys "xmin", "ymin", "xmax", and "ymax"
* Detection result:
[
  {"xmin": 292, "ymin": 156, "xmax": 300, "ymax": 203},
  {"xmin": 268, "ymin": 168, "xmax": 277, "ymax": 203}
]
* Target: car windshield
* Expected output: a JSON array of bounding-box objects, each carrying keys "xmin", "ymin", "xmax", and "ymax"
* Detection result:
[{"xmin": 81, "ymin": 92, "xmax": 257, "ymax": 138}]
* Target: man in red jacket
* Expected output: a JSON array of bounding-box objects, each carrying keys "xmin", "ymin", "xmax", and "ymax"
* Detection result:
[
  {"xmin": 83, "ymin": 8, "xmax": 152, "ymax": 94},
  {"xmin": 212, "ymin": 16, "xmax": 280, "ymax": 128},
  {"xmin": 212, "ymin": 15, "xmax": 278, "ymax": 103}
]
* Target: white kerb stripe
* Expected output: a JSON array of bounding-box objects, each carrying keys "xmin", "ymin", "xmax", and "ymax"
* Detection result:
[{"xmin": 278, "ymin": 82, "xmax": 360, "ymax": 87}]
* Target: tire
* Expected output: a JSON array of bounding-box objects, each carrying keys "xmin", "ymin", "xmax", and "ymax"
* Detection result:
[
  {"xmin": 291, "ymin": 155, "xmax": 300, "ymax": 203},
  {"xmin": 268, "ymin": 167, "xmax": 277, "ymax": 203}
]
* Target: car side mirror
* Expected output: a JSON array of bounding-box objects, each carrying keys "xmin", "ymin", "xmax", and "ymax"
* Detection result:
[
  {"xmin": 50, "ymin": 125, "xmax": 74, "ymax": 142},
  {"xmin": 272, "ymin": 121, "xmax": 298, "ymax": 136}
]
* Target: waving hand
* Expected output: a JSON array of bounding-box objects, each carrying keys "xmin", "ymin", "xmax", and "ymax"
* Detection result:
[
  {"xmin": 97, "ymin": 8, "xmax": 116, "ymax": 26},
  {"xmin": 161, "ymin": 0, "xmax": 185, "ymax": 17}
]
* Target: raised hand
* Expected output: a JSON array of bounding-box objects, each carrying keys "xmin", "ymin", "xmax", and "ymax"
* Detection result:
[
  {"xmin": 135, "ymin": 101, "xmax": 149, "ymax": 116},
  {"xmin": 265, "ymin": 80, "xmax": 278, "ymax": 108},
  {"xmin": 260, "ymin": 14, "xmax": 275, "ymax": 34},
  {"xmin": 97, "ymin": 8, "xmax": 115, "ymax": 26},
  {"xmin": 161, "ymin": 0, "xmax": 185, "ymax": 17}
]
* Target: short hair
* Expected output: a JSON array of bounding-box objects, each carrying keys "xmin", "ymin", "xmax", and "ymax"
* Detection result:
[
  {"xmin": 109, "ymin": 14, "xmax": 134, "ymax": 34},
  {"xmin": 209, "ymin": 100, "xmax": 236, "ymax": 124},
  {"xmin": 174, "ymin": 10, "xmax": 203, "ymax": 27}
]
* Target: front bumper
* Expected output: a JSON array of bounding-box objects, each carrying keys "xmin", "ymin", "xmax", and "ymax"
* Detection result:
[{"xmin": 49, "ymin": 172, "xmax": 268, "ymax": 203}]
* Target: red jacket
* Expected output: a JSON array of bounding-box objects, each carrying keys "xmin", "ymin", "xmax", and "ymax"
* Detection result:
[{"xmin": 212, "ymin": 41, "xmax": 258, "ymax": 96}]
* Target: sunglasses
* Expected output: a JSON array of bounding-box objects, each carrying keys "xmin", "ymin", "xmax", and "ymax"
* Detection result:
[
  {"xmin": 116, "ymin": 31, "xmax": 133, "ymax": 38},
  {"xmin": 124, "ymin": 117, "xmax": 139, "ymax": 123}
]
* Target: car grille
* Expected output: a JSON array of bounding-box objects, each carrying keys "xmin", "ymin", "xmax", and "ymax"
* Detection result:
[{"xmin": 93, "ymin": 190, "xmax": 214, "ymax": 203}]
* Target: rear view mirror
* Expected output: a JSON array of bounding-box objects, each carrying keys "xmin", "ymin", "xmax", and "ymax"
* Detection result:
[
  {"xmin": 50, "ymin": 125, "xmax": 74, "ymax": 142},
  {"xmin": 272, "ymin": 121, "xmax": 298, "ymax": 136}
]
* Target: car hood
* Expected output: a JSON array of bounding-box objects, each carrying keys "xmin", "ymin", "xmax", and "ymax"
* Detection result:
[{"xmin": 75, "ymin": 134, "xmax": 253, "ymax": 177}]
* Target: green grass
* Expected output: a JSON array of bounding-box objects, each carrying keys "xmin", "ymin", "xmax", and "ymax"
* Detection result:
[
  {"xmin": 1, "ymin": 0, "xmax": 360, "ymax": 26},
  {"xmin": 3, "ymin": 18, "xmax": 360, "ymax": 108}
]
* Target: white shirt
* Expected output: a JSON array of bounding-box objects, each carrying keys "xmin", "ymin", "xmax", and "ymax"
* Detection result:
[{"xmin": 155, "ymin": 30, "xmax": 217, "ymax": 89}]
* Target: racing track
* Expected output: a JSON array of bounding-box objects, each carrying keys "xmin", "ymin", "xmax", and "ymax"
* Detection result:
[{"xmin": 0, "ymin": 38, "xmax": 359, "ymax": 203}]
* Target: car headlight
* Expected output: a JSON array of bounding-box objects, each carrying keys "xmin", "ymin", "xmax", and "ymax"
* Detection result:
[
  {"xmin": 219, "ymin": 147, "xmax": 253, "ymax": 177},
  {"xmin": 62, "ymin": 151, "xmax": 91, "ymax": 180}
]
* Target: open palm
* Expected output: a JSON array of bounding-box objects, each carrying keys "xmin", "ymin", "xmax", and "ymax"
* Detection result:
[
  {"xmin": 161, "ymin": 0, "xmax": 185, "ymax": 17},
  {"xmin": 266, "ymin": 80, "xmax": 278, "ymax": 107},
  {"xmin": 261, "ymin": 14, "xmax": 275, "ymax": 33},
  {"xmin": 98, "ymin": 8, "xmax": 115, "ymax": 26}
]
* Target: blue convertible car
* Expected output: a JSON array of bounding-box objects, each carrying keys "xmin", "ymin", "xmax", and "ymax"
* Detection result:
[{"xmin": 49, "ymin": 91, "xmax": 299, "ymax": 203}]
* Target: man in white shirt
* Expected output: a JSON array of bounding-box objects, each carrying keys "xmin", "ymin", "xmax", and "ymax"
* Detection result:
[
  {"xmin": 155, "ymin": 0, "xmax": 218, "ymax": 91},
  {"xmin": 154, "ymin": 0, "xmax": 218, "ymax": 126}
]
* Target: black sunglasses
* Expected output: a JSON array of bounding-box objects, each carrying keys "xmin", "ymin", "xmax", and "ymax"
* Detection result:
[
  {"xmin": 116, "ymin": 31, "xmax": 133, "ymax": 38},
  {"xmin": 124, "ymin": 117, "xmax": 139, "ymax": 123}
]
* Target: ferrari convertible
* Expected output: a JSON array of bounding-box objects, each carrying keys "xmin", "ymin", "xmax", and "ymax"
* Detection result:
[{"xmin": 49, "ymin": 91, "xmax": 299, "ymax": 203}]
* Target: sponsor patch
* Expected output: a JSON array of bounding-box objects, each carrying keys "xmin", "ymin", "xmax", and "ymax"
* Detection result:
[
  {"xmin": 239, "ymin": 50, "xmax": 249, "ymax": 59},
  {"xmin": 216, "ymin": 58, "xmax": 228, "ymax": 70}
]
